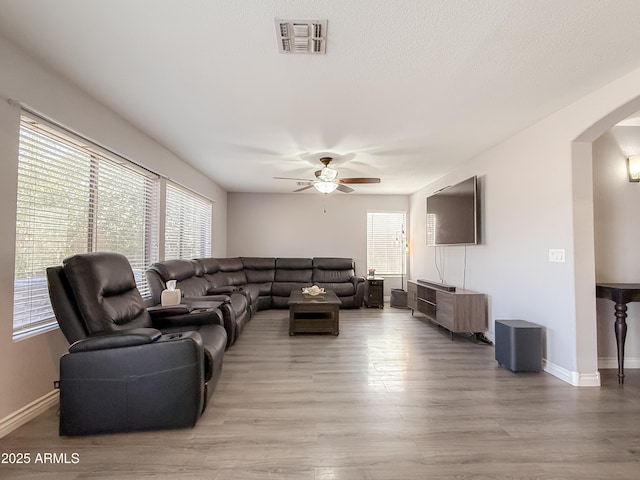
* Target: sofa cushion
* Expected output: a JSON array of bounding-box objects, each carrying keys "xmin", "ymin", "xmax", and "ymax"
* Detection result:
[
  {"xmin": 275, "ymin": 268, "xmax": 312, "ymax": 283},
  {"xmin": 196, "ymin": 258, "xmax": 220, "ymax": 274},
  {"xmin": 147, "ymin": 259, "xmax": 210, "ymax": 297},
  {"xmin": 312, "ymin": 257, "xmax": 355, "ymax": 283},
  {"xmin": 223, "ymin": 270, "xmax": 247, "ymax": 286},
  {"xmin": 315, "ymin": 282, "xmax": 355, "ymax": 297},
  {"xmin": 217, "ymin": 257, "xmax": 244, "ymax": 272},
  {"xmin": 149, "ymin": 259, "xmax": 198, "ymax": 282},
  {"xmin": 312, "ymin": 257, "xmax": 354, "ymax": 270},
  {"xmin": 276, "ymin": 258, "xmax": 313, "ymax": 269},
  {"xmin": 275, "ymin": 258, "xmax": 313, "ymax": 283},
  {"xmin": 271, "ymin": 282, "xmax": 312, "ymax": 297},
  {"xmin": 213, "ymin": 258, "xmax": 247, "ymax": 286},
  {"xmin": 242, "ymin": 257, "xmax": 276, "ymax": 284},
  {"xmin": 313, "ymin": 268, "xmax": 353, "ymax": 283},
  {"xmin": 177, "ymin": 276, "xmax": 210, "ymax": 298},
  {"xmin": 241, "ymin": 257, "xmax": 276, "ymax": 270},
  {"xmin": 63, "ymin": 252, "xmax": 152, "ymax": 334},
  {"xmin": 245, "ymin": 282, "xmax": 272, "ymax": 296}
]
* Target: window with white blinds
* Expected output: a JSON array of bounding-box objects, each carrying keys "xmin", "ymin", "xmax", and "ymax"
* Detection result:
[
  {"xmin": 13, "ymin": 115, "xmax": 159, "ymax": 339},
  {"xmin": 367, "ymin": 211, "xmax": 407, "ymax": 275},
  {"xmin": 165, "ymin": 183, "xmax": 212, "ymax": 260}
]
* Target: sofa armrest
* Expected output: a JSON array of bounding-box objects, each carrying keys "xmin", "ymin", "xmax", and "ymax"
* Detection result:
[
  {"xmin": 148, "ymin": 301, "xmax": 225, "ymax": 329},
  {"xmin": 59, "ymin": 329, "xmax": 205, "ymax": 436},
  {"xmin": 208, "ymin": 286, "xmax": 241, "ymax": 295},
  {"xmin": 351, "ymin": 276, "xmax": 365, "ymax": 285},
  {"xmin": 147, "ymin": 304, "xmax": 193, "ymax": 318},
  {"xmin": 183, "ymin": 295, "xmax": 231, "ymax": 305},
  {"xmin": 68, "ymin": 328, "xmax": 162, "ymax": 353}
]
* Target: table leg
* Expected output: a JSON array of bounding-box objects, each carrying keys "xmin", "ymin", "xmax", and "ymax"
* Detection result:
[{"xmin": 614, "ymin": 302, "xmax": 628, "ymax": 384}]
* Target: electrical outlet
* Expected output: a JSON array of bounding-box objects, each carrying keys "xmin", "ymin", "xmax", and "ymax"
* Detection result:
[{"xmin": 548, "ymin": 248, "xmax": 565, "ymax": 263}]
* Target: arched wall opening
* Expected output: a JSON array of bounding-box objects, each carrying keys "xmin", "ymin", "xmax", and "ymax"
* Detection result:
[{"xmin": 572, "ymin": 94, "xmax": 640, "ymax": 381}]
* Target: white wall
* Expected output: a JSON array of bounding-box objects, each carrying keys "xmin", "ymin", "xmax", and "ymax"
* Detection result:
[
  {"xmin": 0, "ymin": 36, "xmax": 227, "ymax": 422},
  {"xmin": 227, "ymin": 193, "xmax": 409, "ymax": 294},
  {"xmin": 593, "ymin": 127, "xmax": 640, "ymax": 367},
  {"xmin": 410, "ymin": 67, "xmax": 640, "ymax": 386}
]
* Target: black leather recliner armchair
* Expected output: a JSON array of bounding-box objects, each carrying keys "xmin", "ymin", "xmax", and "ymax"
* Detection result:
[{"xmin": 47, "ymin": 252, "xmax": 228, "ymax": 436}]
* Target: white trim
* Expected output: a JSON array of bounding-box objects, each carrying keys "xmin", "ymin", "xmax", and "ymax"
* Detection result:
[
  {"xmin": 598, "ymin": 356, "xmax": 640, "ymax": 369},
  {"xmin": 543, "ymin": 359, "xmax": 601, "ymax": 387},
  {"xmin": 0, "ymin": 390, "xmax": 59, "ymax": 438}
]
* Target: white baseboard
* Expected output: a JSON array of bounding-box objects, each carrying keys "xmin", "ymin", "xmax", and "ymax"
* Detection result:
[
  {"xmin": 0, "ymin": 390, "xmax": 59, "ymax": 439},
  {"xmin": 543, "ymin": 359, "xmax": 601, "ymax": 386},
  {"xmin": 598, "ymin": 356, "xmax": 640, "ymax": 369}
]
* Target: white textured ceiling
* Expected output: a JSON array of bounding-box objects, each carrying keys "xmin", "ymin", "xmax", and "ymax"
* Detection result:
[{"xmin": 1, "ymin": 0, "xmax": 640, "ymax": 194}]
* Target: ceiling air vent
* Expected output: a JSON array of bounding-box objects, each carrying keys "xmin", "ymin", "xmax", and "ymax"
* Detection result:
[{"xmin": 275, "ymin": 19, "xmax": 327, "ymax": 54}]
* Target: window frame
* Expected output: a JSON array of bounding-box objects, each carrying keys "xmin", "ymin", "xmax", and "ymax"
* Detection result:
[
  {"xmin": 12, "ymin": 111, "xmax": 160, "ymax": 340},
  {"xmin": 164, "ymin": 181, "xmax": 212, "ymax": 260},
  {"xmin": 366, "ymin": 211, "xmax": 408, "ymax": 276}
]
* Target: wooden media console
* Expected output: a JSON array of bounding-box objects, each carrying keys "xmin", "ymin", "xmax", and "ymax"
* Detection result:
[{"xmin": 407, "ymin": 280, "xmax": 487, "ymax": 335}]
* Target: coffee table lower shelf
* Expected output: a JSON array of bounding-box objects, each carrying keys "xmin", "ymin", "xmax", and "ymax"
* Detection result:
[{"xmin": 289, "ymin": 311, "xmax": 339, "ymax": 336}]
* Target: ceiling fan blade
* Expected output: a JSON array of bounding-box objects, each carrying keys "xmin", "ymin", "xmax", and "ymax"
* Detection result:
[
  {"xmin": 338, "ymin": 178, "xmax": 381, "ymax": 184},
  {"xmin": 293, "ymin": 185, "xmax": 314, "ymax": 192},
  {"xmin": 273, "ymin": 176, "xmax": 315, "ymax": 181},
  {"xmin": 337, "ymin": 184, "xmax": 355, "ymax": 193}
]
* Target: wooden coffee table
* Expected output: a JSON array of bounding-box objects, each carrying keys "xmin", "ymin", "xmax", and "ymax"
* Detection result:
[{"xmin": 288, "ymin": 290, "xmax": 340, "ymax": 336}]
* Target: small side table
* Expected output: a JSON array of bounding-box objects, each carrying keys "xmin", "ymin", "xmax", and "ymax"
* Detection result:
[{"xmin": 365, "ymin": 277, "xmax": 384, "ymax": 308}]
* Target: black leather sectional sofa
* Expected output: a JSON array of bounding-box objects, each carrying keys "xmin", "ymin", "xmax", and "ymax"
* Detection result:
[
  {"xmin": 47, "ymin": 254, "xmax": 364, "ymax": 436},
  {"xmin": 146, "ymin": 256, "xmax": 365, "ymax": 346}
]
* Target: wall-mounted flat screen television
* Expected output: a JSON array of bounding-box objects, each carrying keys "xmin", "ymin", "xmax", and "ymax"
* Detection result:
[{"xmin": 426, "ymin": 176, "xmax": 478, "ymax": 246}]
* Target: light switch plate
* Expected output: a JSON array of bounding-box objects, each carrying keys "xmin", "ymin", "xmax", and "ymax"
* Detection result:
[{"xmin": 549, "ymin": 248, "xmax": 565, "ymax": 263}]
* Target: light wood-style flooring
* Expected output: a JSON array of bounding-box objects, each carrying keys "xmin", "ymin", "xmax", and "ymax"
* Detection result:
[{"xmin": 2, "ymin": 306, "xmax": 640, "ymax": 479}]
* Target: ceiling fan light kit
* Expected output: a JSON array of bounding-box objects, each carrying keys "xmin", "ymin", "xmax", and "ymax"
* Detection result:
[
  {"xmin": 274, "ymin": 156, "xmax": 381, "ymax": 194},
  {"xmin": 314, "ymin": 181, "xmax": 338, "ymax": 194}
]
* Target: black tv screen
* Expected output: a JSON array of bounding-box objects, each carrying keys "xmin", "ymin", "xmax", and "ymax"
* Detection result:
[{"xmin": 426, "ymin": 176, "xmax": 478, "ymax": 246}]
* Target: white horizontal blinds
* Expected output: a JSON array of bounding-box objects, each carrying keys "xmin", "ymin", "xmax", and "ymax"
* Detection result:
[
  {"xmin": 13, "ymin": 123, "xmax": 92, "ymax": 336},
  {"xmin": 367, "ymin": 212, "xmax": 406, "ymax": 275},
  {"xmin": 93, "ymin": 158, "xmax": 159, "ymax": 297},
  {"xmin": 13, "ymin": 115, "xmax": 160, "ymax": 338},
  {"xmin": 165, "ymin": 183, "xmax": 212, "ymax": 259}
]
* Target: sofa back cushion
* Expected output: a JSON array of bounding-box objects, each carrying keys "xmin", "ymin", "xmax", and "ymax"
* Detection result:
[
  {"xmin": 213, "ymin": 257, "xmax": 247, "ymax": 286},
  {"xmin": 196, "ymin": 257, "xmax": 220, "ymax": 274},
  {"xmin": 241, "ymin": 257, "xmax": 275, "ymax": 283},
  {"xmin": 312, "ymin": 257, "xmax": 355, "ymax": 283},
  {"xmin": 150, "ymin": 259, "xmax": 198, "ymax": 282},
  {"xmin": 147, "ymin": 259, "xmax": 209, "ymax": 297},
  {"xmin": 275, "ymin": 258, "xmax": 313, "ymax": 283},
  {"xmin": 63, "ymin": 252, "xmax": 152, "ymax": 334}
]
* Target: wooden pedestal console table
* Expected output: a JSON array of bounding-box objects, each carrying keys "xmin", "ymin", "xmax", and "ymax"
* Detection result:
[
  {"xmin": 595, "ymin": 283, "xmax": 640, "ymax": 384},
  {"xmin": 407, "ymin": 280, "xmax": 487, "ymax": 336}
]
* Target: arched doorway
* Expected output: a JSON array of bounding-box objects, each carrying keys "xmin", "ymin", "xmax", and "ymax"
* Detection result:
[{"xmin": 572, "ymin": 94, "xmax": 640, "ymax": 384}]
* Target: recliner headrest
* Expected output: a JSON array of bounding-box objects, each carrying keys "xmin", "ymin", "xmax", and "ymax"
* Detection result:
[
  {"xmin": 64, "ymin": 252, "xmax": 137, "ymax": 296},
  {"xmin": 62, "ymin": 252, "xmax": 151, "ymax": 334},
  {"xmin": 195, "ymin": 257, "xmax": 220, "ymax": 274},
  {"xmin": 276, "ymin": 258, "xmax": 313, "ymax": 270},
  {"xmin": 148, "ymin": 259, "xmax": 197, "ymax": 282},
  {"xmin": 312, "ymin": 257, "xmax": 354, "ymax": 270},
  {"xmin": 217, "ymin": 257, "xmax": 243, "ymax": 272}
]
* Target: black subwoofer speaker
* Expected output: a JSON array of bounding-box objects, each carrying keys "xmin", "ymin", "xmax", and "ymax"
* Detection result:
[{"xmin": 495, "ymin": 319, "xmax": 542, "ymax": 373}]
